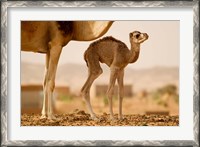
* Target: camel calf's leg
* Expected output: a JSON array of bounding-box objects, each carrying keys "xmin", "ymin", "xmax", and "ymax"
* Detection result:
[
  {"xmin": 81, "ymin": 74, "xmax": 97, "ymax": 119},
  {"xmin": 117, "ymin": 69, "xmax": 124, "ymax": 120},
  {"xmin": 107, "ymin": 67, "xmax": 119, "ymax": 120},
  {"xmin": 81, "ymin": 69, "xmax": 102, "ymax": 119},
  {"xmin": 81, "ymin": 55, "xmax": 102, "ymax": 120}
]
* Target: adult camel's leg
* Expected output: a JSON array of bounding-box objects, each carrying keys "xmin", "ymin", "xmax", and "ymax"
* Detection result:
[
  {"xmin": 117, "ymin": 69, "xmax": 124, "ymax": 120},
  {"xmin": 107, "ymin": 67, "xmax": 119, "ymax": 120},
  {"xmin": 45, "ymin": 43, "xmax": 63, "ymax": 119},
  {"xmin": 41, "ymin": 51, "xmax": 50, "ymax": 119}
]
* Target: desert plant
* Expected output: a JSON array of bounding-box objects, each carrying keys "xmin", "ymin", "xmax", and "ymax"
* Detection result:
[
  {"xmin": 59, "ymin": 94, "xmax": 73, "ymax": 102},
  {"xmin": 103, "ymin": 96, "xmax": 109, "ymax": 106},
  {"xmin": 151, "ymin": 84, "xmax": 179, "ymax": 107}
]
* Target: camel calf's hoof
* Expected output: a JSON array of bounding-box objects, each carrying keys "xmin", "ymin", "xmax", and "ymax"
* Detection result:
[
  {"xmin": 47, "ymin": 114, "xmax": 56, "ymax": 120},
  {"xmin": 109, "ymin": 116, "xmax": 116, "ymax": 121},
  {"xmin": 118, "ymin": 115, "xmax": 124, "ymax": 120}
]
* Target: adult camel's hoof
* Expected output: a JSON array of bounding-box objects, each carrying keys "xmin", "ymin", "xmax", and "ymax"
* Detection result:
[
  {"xmin": 40, "ymin": 115, "xmax": 47, "ymax": 119},
  {"xmin": 90, "ymin": 115, "xmax": 99, "ymax": 121}
]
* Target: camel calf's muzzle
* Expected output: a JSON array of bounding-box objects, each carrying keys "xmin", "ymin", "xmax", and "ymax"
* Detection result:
[{"xmin": 144, "ymin": 33, "xmax": 149, "ymax": 39}]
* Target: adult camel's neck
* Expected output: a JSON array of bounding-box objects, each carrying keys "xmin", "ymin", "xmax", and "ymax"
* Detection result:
[{"xmin": 128, "ymin": 42, "xmax": 140, "ymax": 63}]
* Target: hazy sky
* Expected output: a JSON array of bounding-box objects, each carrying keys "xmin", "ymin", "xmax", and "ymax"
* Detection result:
[{"xmin": 21, "ymin": 21, "xmax": 179, "ymax": 69}]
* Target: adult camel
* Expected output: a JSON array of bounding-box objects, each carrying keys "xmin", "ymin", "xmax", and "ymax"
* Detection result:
[{"xmin": 21, "ymin": 21, "xmax": 113, "ymax": 119}]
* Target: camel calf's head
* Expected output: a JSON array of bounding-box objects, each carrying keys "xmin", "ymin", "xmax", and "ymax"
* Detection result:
[{"xmin": 129, "ymin": 31, "xmax": 149, "ymax": 44}]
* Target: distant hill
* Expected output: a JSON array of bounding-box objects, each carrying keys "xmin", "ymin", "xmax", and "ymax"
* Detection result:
[{"xmin": 21, "ymin": 62, "xmax": 179, "ymax": 93}]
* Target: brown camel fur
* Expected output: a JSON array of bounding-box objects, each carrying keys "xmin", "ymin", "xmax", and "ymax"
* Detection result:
[
  {"xmin": 81, "ymin": 31, "xmax": 149, "ymax": 120},
  {"xmin": 21, "ymin": 21, "xmax": 113, "ymax": 119}
]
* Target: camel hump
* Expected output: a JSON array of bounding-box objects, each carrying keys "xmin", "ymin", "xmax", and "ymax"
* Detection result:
[{"xmin": 56, "ymin": 21, "xmax": 73, "ymax": 35}]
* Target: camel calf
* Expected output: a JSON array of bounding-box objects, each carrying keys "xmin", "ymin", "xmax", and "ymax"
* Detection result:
[{"xmin": 81, "ymin": 31, "xmax": 149, "ymax": 120}]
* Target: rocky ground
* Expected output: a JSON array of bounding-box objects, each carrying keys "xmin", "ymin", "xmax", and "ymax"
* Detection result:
[{"xmin": 21, "ymin": 109, "xmax": 179, "ymax": 126}]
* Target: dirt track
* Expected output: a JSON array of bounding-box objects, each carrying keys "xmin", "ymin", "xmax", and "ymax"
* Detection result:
[{"xmin": 21, "ymin": 109, "xmax": 178, "ymax": 126}]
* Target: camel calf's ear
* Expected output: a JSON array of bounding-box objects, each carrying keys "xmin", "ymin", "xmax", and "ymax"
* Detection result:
[{"xmin": 129, "ymin": 33, "xmax": 133, "ymax": 38}]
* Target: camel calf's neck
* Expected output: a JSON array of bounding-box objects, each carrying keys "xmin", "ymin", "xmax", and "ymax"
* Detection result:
[{"xmin": 81, "ymin": 31, "xmax": 149, "ymax": 120}]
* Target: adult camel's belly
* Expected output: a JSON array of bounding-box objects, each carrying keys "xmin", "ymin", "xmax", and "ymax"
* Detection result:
[
  {"xmin": 21, "ymin": 39, "xmax": 48, "ymax": 53},
  {"xmin": 72, "ymin": 21, "xmax": 113, "ymax": 41},
  {"xmin": 21, "ymin": 21, "xmax": 49, "ymax": 53}
]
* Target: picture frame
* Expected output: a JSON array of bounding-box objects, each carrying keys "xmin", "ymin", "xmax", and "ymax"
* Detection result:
[{"xmin": 1, "ymin": 0, "xmax": 199, "ymax": 146}]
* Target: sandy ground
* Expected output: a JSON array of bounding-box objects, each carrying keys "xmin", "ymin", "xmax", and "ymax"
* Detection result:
[
  {"xmin": 21, "ymin": 94, "xmax": 179, "ymax": 126},
  {"xmin": 21, "ymin": 109, "xmax": 178, "ymax": 126}
]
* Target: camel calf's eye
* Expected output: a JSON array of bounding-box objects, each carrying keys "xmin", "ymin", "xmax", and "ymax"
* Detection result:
[{"xmin": 136, "ymin": 34, "xmax": 140, "ymax": 39}]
